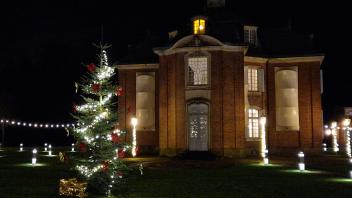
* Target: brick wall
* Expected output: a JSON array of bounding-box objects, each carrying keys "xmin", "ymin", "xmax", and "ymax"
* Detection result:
[
  {"xmin": 267, "ymin": 61, "xmax": 323, "ymax": 154},
  {"xmin": 117, "ymin": 67, "xmax": 159, "ymax": 153}
]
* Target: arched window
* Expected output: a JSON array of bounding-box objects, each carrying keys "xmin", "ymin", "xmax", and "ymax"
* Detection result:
[
  {"xmin": 136, "ymin": 73, "xmax": 155, "ymax": 130},
  {"xmin": 275, "ymin": 67, "xmax": 299, "ymax": 131},
  {"xmin": 248, "ymin": 108, "xmax": 260, "ymax": 138},
  {"xmin": 187, "ymin": 102, "xmax": 209, "ymax": 151}
]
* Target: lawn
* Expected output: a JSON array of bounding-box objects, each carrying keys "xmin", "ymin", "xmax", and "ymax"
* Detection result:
[{"xmin": 0, "ymin": 148, "xmax": 352, "ymax": 198}]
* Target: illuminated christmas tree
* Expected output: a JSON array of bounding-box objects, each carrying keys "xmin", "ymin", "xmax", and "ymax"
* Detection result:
[{"xmin": 71, "ymin": 44, "xmax": 129, "ymax": 195}]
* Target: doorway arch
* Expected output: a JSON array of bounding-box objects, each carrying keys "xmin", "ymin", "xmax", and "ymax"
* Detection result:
[{"xmin": 187, "ymin": 101, "xmax": 209, "ymax": 151}]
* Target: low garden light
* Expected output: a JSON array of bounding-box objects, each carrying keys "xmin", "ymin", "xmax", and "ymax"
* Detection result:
[
  {"xmin": 263, "ymin": 149, "xmax": 269, "ymax": 165},
  {"xmin": 44, "ymin": 143, "xmax": 48, "ymax": 151},
  {"xmin": 259, "ymin": 117, "xmax": 268, "ymax": 165},
  {"xmin": 20, "ymin": 143, "xmax": 23, "ymax": 152},
  {"xmin": 48, "ymin": 144, "xmax": 52, "ymax": 156},
  {"xmin": 298, "ymin": 151, "xmax": 305, "ymax": 172},
  {"xmin": 32, "ymin": 148, "xmax": 37, "ymax": 165},
  {"xmin": 131, "ymin": 117, "xmax": 138, "ymax": 157},
  {"xmin": 71, "ymin": 143, "xmax": 75, "ymax": 152},
  {"xmin": 322, "ymin": 143, "xmax": 327, "ymax": 152}
]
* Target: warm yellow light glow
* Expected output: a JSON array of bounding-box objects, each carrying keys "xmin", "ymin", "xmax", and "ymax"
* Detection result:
[
  {"xmin": 325, "ymin": 129, "xmax": 332, "ymax": 136},
  {"xmin": 344, "ymin": 119, "xmax": 351, "ymax": 127},
  {"xmin": 193, "ymin": 18, "xmax": 206, "ymax": 35},
  {"xmin": 131, "ymin": 117, "xmax": 138, "ymax": 127},
  {"xmin": 131, "ymin": 117, "xmax": 138, "ymax": 157},
  {"xmin": 330, "ymin": 121, "xmax": 339, "ymax": 152},
  {"xmin": 260, "ymin": 117, "xmax": 267, "ymax": 159}
]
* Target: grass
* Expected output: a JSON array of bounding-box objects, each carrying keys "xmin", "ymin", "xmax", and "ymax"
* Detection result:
[{"xmin": 1, "ymin": 148, "xmax": 352, "ymax": 198}]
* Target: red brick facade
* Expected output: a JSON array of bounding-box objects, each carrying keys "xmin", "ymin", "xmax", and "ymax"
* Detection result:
[{"xmin": 117, "ymin": 35, "xmax": 324, "ymax": 157}]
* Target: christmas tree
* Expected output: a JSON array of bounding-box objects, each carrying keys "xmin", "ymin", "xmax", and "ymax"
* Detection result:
[{"xmin": 71, "ymin": 44, "xmax": 129, "ymax": 195}]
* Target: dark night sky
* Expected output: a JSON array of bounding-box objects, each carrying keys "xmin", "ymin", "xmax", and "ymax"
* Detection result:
[{"xmin": 0, "ymin": 0, "xmax": 350, "ymax": 145}]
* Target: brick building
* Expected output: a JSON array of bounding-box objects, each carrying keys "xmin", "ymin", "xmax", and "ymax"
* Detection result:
[{"xmin": 115, "ymin": 6, "xmax": 324, "ymax": 157}]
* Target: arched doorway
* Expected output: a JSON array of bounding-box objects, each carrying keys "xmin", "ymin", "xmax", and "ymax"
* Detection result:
[{"xmin": 187, "ymin": 102, "xmax": 209, "ymax": 151}]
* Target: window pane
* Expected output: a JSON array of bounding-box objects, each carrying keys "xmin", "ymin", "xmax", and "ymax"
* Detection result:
[
  {"xmin": 248, "ymin": 108, "xmax": 259, "ymax": 138},
  {"xmin": 248, "ymin": 68, "xmax": 258, "ymax": 91},
  {"xmin": 188, "ymin": 57, "xmax": 208, "ymax": 85}
]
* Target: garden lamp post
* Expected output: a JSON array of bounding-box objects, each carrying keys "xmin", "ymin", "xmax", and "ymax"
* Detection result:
[
  {"xmin": 48, "ymin": 144, "xmax": 52, "ymax": 156},
  {"xmin": 298, "ymin": 151, "xmax": 305, "ymax": 172},
  {"xmin": 260, "ymin": 117, "xmax": 268, "ymax": 165},
  {"xmin": 32, "ymin": 148, "xmax": 37, "ymax": 165}
]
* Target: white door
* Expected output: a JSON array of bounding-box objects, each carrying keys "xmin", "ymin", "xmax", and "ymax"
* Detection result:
[{"xmin": 188, "ymin": 103, "xmax": 209, "ymax": 151}]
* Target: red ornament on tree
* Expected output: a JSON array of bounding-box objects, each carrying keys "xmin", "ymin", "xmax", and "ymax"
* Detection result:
[
  {"xmin": 116, "ymin": 171, "xmax": 123, "ymax": 178},
  {"xmin": 78, "ymin": 142, "xmax": 87, "ymax": 153},
  {"xmin": 92, "ymin": 83, "xmax": 101, "ymax": 93},
  {"xmin": 117, "ymin": 149, "xmax": 125, "ymax": 158},
  {"xmin": 115, "ymin": 86, "xmax": 124, "ymax": 96},
  {"xmin": 87, "ymin": 63, "xmax": 96, "ymax": 73},
  {"xmin": 102, "ymin": 161, "xmax": 109, "ymax": 172},
  {"xmin": 111, "ymin": 133, "xmax": 119, "ymax": 144},
  {"xmin": 72, "ymin": 103, "xmax": 77, "ymax": 113}
]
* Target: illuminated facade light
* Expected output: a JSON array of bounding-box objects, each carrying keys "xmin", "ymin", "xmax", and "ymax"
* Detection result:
[
  {"xmin": 331, "ymin": 121, "xmax": 339, "ymax": 152},
  {"xmin": 192, "ymin": 16, "xmax": 206, "ymax": 35},
  {"xmin": 131, "ymin": 117, "xmax": 138, "ymax": 157}
]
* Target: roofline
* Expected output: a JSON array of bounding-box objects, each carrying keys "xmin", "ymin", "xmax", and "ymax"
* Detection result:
[
  {"xmin": 245, "ymin": 55, "xmax": 325, "ymax": 65},
  {"xmin": 115, "ymin": 63, "xmax": 159, "ymax": 70},
  {"xmin": 154, "ymin": 34, "xmax": 248, "ymax": 55}
]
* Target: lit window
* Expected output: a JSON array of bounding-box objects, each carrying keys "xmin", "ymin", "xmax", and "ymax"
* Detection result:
[
  {"xmin": 136, "ymin": 73, "xmax": 155, "ymax": 131},
  {"xmin": 248, "ymin": 108, "xmax": 260, "ymax": 138},
  {"xmin": 187, "ymin": 57, "xmax": 208, "ymax": 86},
  {"xmin": 193, "ymin": 18, "xmax": 206, "ymax": 35},
  {"xmin": 244, "ymin": 26, "xmax": 258, "ymax": 46},
  {"xmin": 248, "ymin": 68, "xmax": 258, "ymax": 91}
]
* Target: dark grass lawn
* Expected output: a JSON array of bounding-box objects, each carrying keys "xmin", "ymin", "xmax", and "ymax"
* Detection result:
[{"xmin": 1, "ymin": 148, "xmax": 352, "ymax": 198}]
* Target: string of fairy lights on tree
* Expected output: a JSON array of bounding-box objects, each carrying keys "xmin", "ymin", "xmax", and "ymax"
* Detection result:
[{"xmin": 69, "ymin": 44, "xmax": 129, "ymax": 195}]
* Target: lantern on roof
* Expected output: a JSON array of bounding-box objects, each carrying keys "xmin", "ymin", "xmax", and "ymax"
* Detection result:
[{"xmin": 192, "ymin": 16, "xmax": 207, "ymax": 35}]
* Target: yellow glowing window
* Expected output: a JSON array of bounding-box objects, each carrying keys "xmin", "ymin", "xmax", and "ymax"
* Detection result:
[{"xmin": 193, "ymin": 19, "xmax": 206, "ymax": 35}]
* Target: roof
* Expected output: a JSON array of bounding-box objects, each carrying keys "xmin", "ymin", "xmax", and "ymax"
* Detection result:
[{"xmin": 118, "ymin": 7, "xmax": 323, "ymax": 64}]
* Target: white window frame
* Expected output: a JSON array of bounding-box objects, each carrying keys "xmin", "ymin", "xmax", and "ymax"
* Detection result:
[
  {"xmin": 185, "ymin": 51, "xmax": 211, "ymax": 89},
  {"xmin": 136, "ymin": 72, "xmax": 155, "ymax": 131},
  {"xmin": 244, "ymin": 25, "xmax": 258, "ymax": 46},
  {"xmin": 248, "ymin": 68, "xmax": 259, "ymax": 91},
  {"xmin": 248, "ymin": 108, "xmax": 260, "ymax": 140}
]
